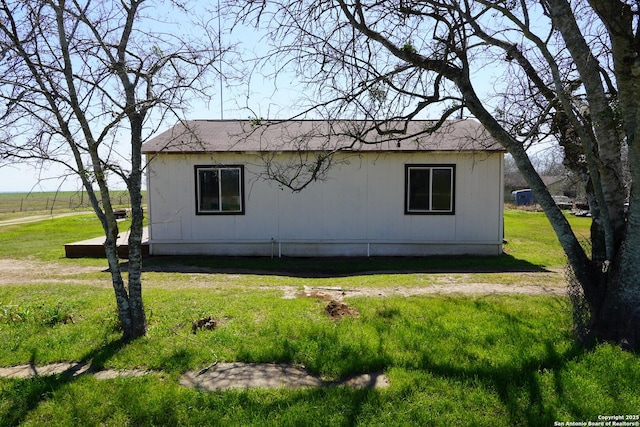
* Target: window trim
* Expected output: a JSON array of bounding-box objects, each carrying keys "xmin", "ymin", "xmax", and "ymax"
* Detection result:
[
  {"xmin": 194, "ymin": 165, "xmax": 245, "ymax": 215},
  {"xmin": 404, "ymin": 164, "xmax": 456, "ymax": 215}
]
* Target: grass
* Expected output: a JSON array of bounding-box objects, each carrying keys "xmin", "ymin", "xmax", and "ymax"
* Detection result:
[
  {"xmin": 0, "ymin": 215, "xmax": 107, "ymax": 261},
  {"xmin": 0, "ymin": 190, "xmax": 146, "ymax": 220},
  {"xmin": 502, "ymin": 209, "xmax": 591, "ymax": 267},
  {"xmin": 0, "ymin": 208, "xmax": 637, "ymax": 426},
  {"xmin": 0, "ymin": 191, "xmax": 94, "ymax": 215},
  {"xmin": 1, "ymin": 289, "xmax": 638, "ymax": 426},
  {"xmin": 4, "ymin": 286, "xmax": 571, "ymax": 375},
  {"xmin": 4, "ymin": 354, "xmax": 638, "ymax": 427}
]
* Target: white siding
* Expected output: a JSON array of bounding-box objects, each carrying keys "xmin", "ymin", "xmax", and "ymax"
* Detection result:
[{"xmin": 145, "ymin": 150, "xmax": 504, "ymax": 256}]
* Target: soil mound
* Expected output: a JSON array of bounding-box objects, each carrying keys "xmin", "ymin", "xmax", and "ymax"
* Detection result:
[{"xmin": 325, "ymin": 300, "xmax": 359, "ymax": 319}]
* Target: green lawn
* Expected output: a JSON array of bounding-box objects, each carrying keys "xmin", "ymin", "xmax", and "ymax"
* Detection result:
[
  {"xmin": 0, "ymin": 208, "xmax": 637, "ymax": 426},
  {"xmin": 0, "ymin": 214, "xmax": 107, "ymax": 261},
  {"xmin": 502, "ymin": 209, "xmax": 591, "ymax": 267}
]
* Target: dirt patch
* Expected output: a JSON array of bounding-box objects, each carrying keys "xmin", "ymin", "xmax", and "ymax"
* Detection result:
[
  {"xmin": 180, "ymin": 363, "xmax": 389, "ymax": 390},
  {"xmin": 0, "ymin": 259, "xmax": 106, "ymax": 286},
  {"xmin": 325, "ymin": 300, "xmax": 360, "ymax": 319},
  {"xmin": 296, "ymin": 290, "xmax": 334, "ymax": 300},
  {"xmin": 0, "ymin": 362, "xmax": 389, "ymax": 390},
  {"xmin": 0, "ymin": 259, "xmax": 568, "ymax": 298},
  {"xmin": 281, "ymin": 283, "xmax": 567, "ymax": 300},
  {"xmin": 191, "ymin": 316, "xmax": 219, "ymax": 334},
  {"xmin": 0, "ymin": 362, "xmax": 149, "ymax": 380}
]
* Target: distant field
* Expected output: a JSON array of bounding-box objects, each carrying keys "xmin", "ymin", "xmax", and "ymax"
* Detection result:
[{"xmin": 0, "ymin": 190, "xmax": 147, "ymax": 215}]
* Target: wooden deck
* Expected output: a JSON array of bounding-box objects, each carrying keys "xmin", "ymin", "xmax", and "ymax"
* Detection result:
[{"xmin": 65, "ymin": 227, "xmax": 149, "ymax": 258}]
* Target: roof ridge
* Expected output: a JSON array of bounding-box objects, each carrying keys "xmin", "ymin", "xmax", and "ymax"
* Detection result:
[{"xmin": 141, "ymin": 119, "xmax": 504, "ymax": 154}]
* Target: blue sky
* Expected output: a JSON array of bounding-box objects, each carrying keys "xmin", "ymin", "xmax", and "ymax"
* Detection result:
[
  {"xmin": 0, "ymin": 3, "xmax": 300, "ymax": 193},
  {"xmin": 0, "ymin": 71, "xmax": 305, "ymax": 193},
  {"xmin": 0, "ymin": 1, "xmax": 510, "ymax": 194}
]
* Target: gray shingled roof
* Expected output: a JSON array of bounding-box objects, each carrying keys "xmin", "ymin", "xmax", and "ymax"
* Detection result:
[{"xmin": 141, "ymin": 119, "xmax": 503, "ymax": 154}]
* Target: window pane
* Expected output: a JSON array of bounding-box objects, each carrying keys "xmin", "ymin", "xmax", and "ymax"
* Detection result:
[
  {"xmin": 409, "ymin": 168, "xmax": 431, "ymax": 211},
  {"xmin": 199, "ymin": 169, "xmax": 220, "ymax": 211},
  {"xmin": 220, "ymin": 168, "xmax": 241, "ymax": 211},
  {"xmin": 196, "ymin": 165, "xmax": 244, "ymax": 215},
  {"xmin": 432, "ymin": 168, "xmax": 452, "ymax": 211}
]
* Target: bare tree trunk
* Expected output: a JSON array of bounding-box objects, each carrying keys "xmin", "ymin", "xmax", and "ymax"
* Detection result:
[
  {"xmin": 1, "ymin": 0, "xmax": 217, "ymax": 343},
  {"xmin": 597, "ymin": 142, "xmax": 640, "ymax": 348},
  {"xmin": 100, "ymin": 193, "xmax": 146, "ymax": 341},
  {"xmin": 544, "ymin": 0, "xmax": 639, "ymax": 349},
  {"xmin": 104, "ymin": 230, "xmax": 134, "ymax": 339},
  {"xmin": 124, "ymin": 118, "xmax": 147, "ymax": 341},
  {"xmin": 94, "ymin": 161, "xmax": 146, "ymax": 341}
]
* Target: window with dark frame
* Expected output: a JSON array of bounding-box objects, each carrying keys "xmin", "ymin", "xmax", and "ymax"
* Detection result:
[
  {"xmin": 405, "ymin": 164, "xmax": 455, "ymax": 214},
  {"xmin": 195, "ymin": 165, "xmax": 244, "ymax": 215}
]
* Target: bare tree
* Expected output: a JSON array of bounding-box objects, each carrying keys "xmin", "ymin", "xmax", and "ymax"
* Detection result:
[
  {"xmin": 0, "ymin": 0, "xmax": 221, "ymax": 341},
  {"xmin": 532, "ymin": 150, "xmax": 569, "ymax": 178},
  {"xmin": 503, "ymin": 154, "xmax": 526, "ymax": 195},
  {"xmin": 228, "ymin": 0, "xmax": 639, "ymax": 349}
]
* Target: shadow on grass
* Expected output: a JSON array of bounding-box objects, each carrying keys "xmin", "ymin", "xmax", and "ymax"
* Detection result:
[
  {"xmin": 166, "ymin": 342, "xmax": 588, "ymax": 426},
  {"xmin": 194, "ymin": 387, "xmax": 381, "ymax": 426},
  {"xmin": 413, "ymin": 341, "xmax": 586, "ymax": 425},
  {"xmin": 0, "ymin": 339, "xmax": 125, "ymax": 427},
  {"xmin": 1, "ymin": 344, "xmax": 588, "ymax": 426},
  {"xmin": 132, "ymin": 253, "xmax": 549, "ymax": 278},
  {"xmin": 235, "ymin": 336, "xmax": 588, "ymax": 425}
]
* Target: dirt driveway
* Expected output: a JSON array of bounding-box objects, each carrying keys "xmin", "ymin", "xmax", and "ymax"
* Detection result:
[{"xmin": 0, "ymin": 257, "xmax": 568, "ymax": 297}]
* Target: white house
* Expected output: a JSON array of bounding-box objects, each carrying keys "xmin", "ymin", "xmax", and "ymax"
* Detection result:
[{"xmin": 141, "ymin": 119, "xmax": 505, "ymax": 257}]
